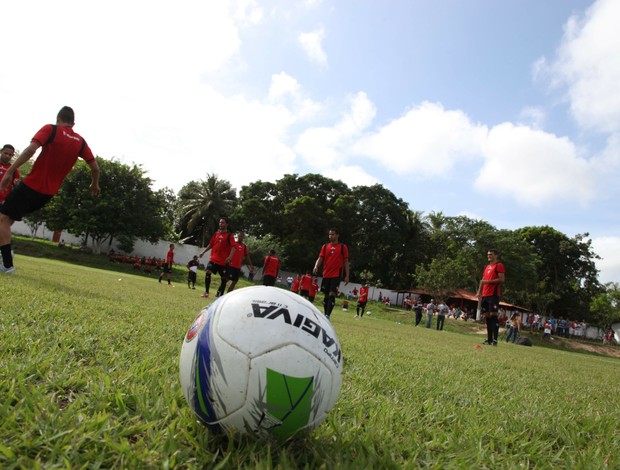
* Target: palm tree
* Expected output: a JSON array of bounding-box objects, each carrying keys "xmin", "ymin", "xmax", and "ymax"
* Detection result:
[{"xmin": 177, "ymin": 174, "xmax": 237, "ymax": 246}]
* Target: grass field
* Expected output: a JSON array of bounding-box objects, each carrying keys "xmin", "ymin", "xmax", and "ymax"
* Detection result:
[{"xmin": 1, "ymin": 251, "xmax": 619, "ymax": 469}]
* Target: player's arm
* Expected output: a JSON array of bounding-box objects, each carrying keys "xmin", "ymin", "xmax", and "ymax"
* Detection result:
[
  {"xmin": 343, "ymin": 258, "xmax": 350, "ymax": 284},
  {"xmin": 0, "ymin": 141, "xmax": 40, "ymax": 192},
  {"xmin": 481, "ymin": 272, "xmax": 505, "ymax": 286},
  {"xmin": 225, "ymin": 247, "xmax": 236, "ymax": 265},
  {"xmin": 313, "ymin": 256, "xmax": 323, "ymax": 275},
  {"xmin": 86, "ymin": 158, "xmax": 100, "ymax": 196}
]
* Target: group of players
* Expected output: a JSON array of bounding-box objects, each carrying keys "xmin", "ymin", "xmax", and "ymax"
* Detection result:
[
  {"xmin": 1, "ymin": 106, "xmax": 505, "ymax": 335},
  {"xmin": 158, "ymin": 217, "xmax": 352, "ymax": 321}
]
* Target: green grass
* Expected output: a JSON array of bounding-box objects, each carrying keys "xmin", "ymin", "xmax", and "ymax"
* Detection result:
[{"xmin": 1, "ymin": 252, "xmax": 619, "ymax": 468}]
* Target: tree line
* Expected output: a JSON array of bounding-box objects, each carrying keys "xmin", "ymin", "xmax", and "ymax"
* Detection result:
[{"xmin": 22, "ymin": 157, "xmax": 619, "ymax": 328}]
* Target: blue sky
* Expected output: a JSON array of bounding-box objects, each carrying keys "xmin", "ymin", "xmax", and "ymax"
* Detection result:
[{"xmin": 2, "ymin": 0, "xmax": 619, "ymax": 282}]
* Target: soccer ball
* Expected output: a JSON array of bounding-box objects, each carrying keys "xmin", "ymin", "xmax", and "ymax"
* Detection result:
[{"xmin": 179, "ymin": 285, "xmax": 343, "ymax": 440}]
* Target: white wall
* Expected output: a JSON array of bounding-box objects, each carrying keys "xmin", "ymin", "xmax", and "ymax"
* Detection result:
[{"xmin": 12, "ymin": 221, "xmax": 203, "ymax": 266}]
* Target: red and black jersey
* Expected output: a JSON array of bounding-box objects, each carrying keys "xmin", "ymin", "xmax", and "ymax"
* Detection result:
[
  {"xmin": 482, "ymin": 262, "xmax": 505, "ymax": 297},
  {"xmin": 229, "ymin": 241, "xmax": 248, "ymax": 269},
  {"xmin": 359, "ymin": 286, "xmax": 369, "ymax": 302},
  {"xmin": 263, "ymin": 255, "xmax": 280, "ymax": 277},
  {"xmin": 209, "ymin": 231, "xmax": 234, "ymax": 265},
  {"xmin": 25, "ymin": 124, "xmax": 95, "ymax": 196},
  {"xmin": 318, "ymin": 243, "xmax": 349, "ymax": 278},
  {"xmin": 165, "ymin": 248, "xmax": 174, "ymax": 266},
  {"xmin": 300, "ymin": 274, "xmax": 312, "ymax": 292}
]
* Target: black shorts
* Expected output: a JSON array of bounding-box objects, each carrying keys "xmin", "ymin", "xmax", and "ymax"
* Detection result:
[
  {"xmin": 188, "ymin": 270, "xmax": 197, "ymax": 282},
  {"xmin": 0, "ymin": 182, "xmax": 53, "ymax": 221},
  {"xmin": 162, "ymin": 265, "xmax": 172, "ymax": 274},
  {"xmin": 357, "ymin": 300, "xmax": 367, "ymax": 308},
  {"xmin": 300, "ymin": 289, "xmax": 310, "ymax": 297},
  {"xmin": 321, "ymin": 277, "xmax": 341, "ymax": 295},
  {"xmin": 263, "ymin": 274, "xmax": 276, "ymax": 286},
  {"xmin": 481, "ymin": 295, "xmax": 501, "ymax": 315},
  {"xmin": 227, "ymin": 266, "xmax": 241, "ymax": 282},
  {"xmin": 206, "ymin": 262, "xmax": 227, "ymax": 276}
]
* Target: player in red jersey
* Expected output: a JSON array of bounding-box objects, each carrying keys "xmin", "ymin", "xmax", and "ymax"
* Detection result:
[
  {"xmin": 355, "ymin": 281, "xmax": 369, "ymax": 318},
  {"xmin": 0, "ymin": 107, "xmax": 100, "ymax": 274},
  {"xmin": 299, "ymin": 271, "xmax": 312, "ymax": 298},
  {"xmin": 199, "ymin": 217, "xmax": 234, "ymax": 298},
  {"xmin": 262, "ymin": 249, "xmax": 280, "ymax": 286},
  {"xmin": 313, "ymin": 228, "xmax": 350, "ymax": 319},
  {"xmin": 0, "ymin": 145, "xmax": 20, "ymax": 204},
  {"xmin": 291, "ymin": 274, "xmax": 301, "ymax": 294},
  {"xmin": 159, "ymin": 244, "xmax": 175, "ymax": 286},
  {"xmin": 477, "ymin": 249, "xmax": 506, "ymax": 346},
  {"xmin": 222, "ymin": 231, "xmax": 254, "ymax": 294},
  {"xmin": 309, "ymin": 277, "xmax": 319, "ymax": 303}
]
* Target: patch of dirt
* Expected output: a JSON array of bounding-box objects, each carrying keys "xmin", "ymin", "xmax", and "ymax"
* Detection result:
[
  {"xmin": 555, "ymin": 337, "xmax": 620, "ymax": 358},
  {"xmin": 472, "ymin": 327, "xmax": 620, "ymax": 358}
]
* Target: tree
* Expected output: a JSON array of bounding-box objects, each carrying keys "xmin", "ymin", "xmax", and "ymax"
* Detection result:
[
  {"xmin": 589, "ymin": 282, "xmax": 620, "ymax": 329},
  {"xmin": 244, "ymin": 234, "xmax": 287, "ymax": 273},
  {"xmin": 235, "ymin": 174, "xmax": 351, "ymax": 273},
  {"xmin": 45, "ymin": 158, "xmax": 167, "ymax": 253},
  {"xmin": 415, "ymin": 256, "xmax": 469, "ymax": 301},
  {"xmin": 350, "ymin": 184, "xmax": 418, "ymax": 287},
  {"xmin": 22, "ymin": 204, "xmax": 53, "ymax": 239},
  {"xmin": 516, "ymin": 226, "xmax": 602, "ymax": 319},
  {"xmin": 156, "ymin": 187, "xmax": 180, "ymax": 241},
  {"xmin": 176, "ymin": 174, "xmax": 237, "ymax": 246}
]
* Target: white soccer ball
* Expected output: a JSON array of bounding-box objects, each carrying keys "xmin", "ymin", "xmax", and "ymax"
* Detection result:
[{"xmin": 179, "ymin": 285, "xmax": 343, "ymax": 440}]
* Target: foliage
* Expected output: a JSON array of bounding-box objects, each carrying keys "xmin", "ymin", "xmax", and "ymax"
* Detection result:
[
  {"xmin": 235, "ymin": 174, "xmax": 351, "ymax": 272},
  {"xmin": 22, "ymin": 204, "xmax": 53, "ymax": 239},
  {"xmin": 155, "ymin": 187, "xmax": 180, "ymax": 241},
  {"xmin": 416, "ymin": 215, "xmax": 540, "ymax": 305},
  {"xmin": 235, "ymin": 175, "xmax": 430, "ymax": 285},
  {"xmin": 44, "ymin": 158, "xmax": 167, "ymax": 254},
  {"xmin": 176, "ymin": 174, "xmax": 237, "ymax": 246},
  {"xmin": 589, "ymin": 282, "xmax": 620, "ymax": 328},
  {"xmin": 516, "ymin": 226, "xmax": 602, "ymax": 317},
  {"xmin": 243, "ymin": 234, "xmax": 287, "ymax": 271},
  {"xmin": 415, "ymin": 256, "xmax": 470, "ymax": 301}
]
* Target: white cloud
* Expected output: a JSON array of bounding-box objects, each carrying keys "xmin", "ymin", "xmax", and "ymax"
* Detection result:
[
  {"xmin": 295, "ymin": 92, "xmax": 376, "ymax": 172},
  {"xmin": 298, "ymin": 26, "xmax": 328, "ymax": 67},
  {"xmin": 232, "ymin": 0, "xmax": 264, "ymax": 25},
  {"xmin": 267, "ymin": 72, "xmax": 323, "ymax": 121},
  {"xmin": 353, "ymin": 102, "xmax": 487, "ymax": 177},
  {"xmin": 0, "ymin": 1, "xmax": 304, "ymax": 193},
  {"xmin": 592, "ymin": 236, "xmax": 620, "ymax": 284},
  {"xmin": 268, "ymin": 72, "xmax": 302, "ymax": 102},
  {"xmin": 476, "ymin": 123, "xmax": 595, "ymax": 206},
  {"xmin": 547, "ymin": 0, "xmax": 620, "ymax": 134},
  {"xmin": 324, "ymin": 164, "xmax": 379, "ymax": 188}
]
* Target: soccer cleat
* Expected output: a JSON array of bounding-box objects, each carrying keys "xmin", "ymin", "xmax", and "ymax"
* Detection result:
[
  {"xmin": 201, "ymin": 292, "xmax": 209, "ymax": 298},
  {"xmin": 492, "ymin": 340, "xmax": 498, "ymax": 346},
  {"xmin": 0, "ymin": 265, "xmax": 16, "ymax": 274}
]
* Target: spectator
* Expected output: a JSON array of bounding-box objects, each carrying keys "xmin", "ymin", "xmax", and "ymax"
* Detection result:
[{"xmin": 506, "ymin": 312, "xmax": 521, "ymax": 343}]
